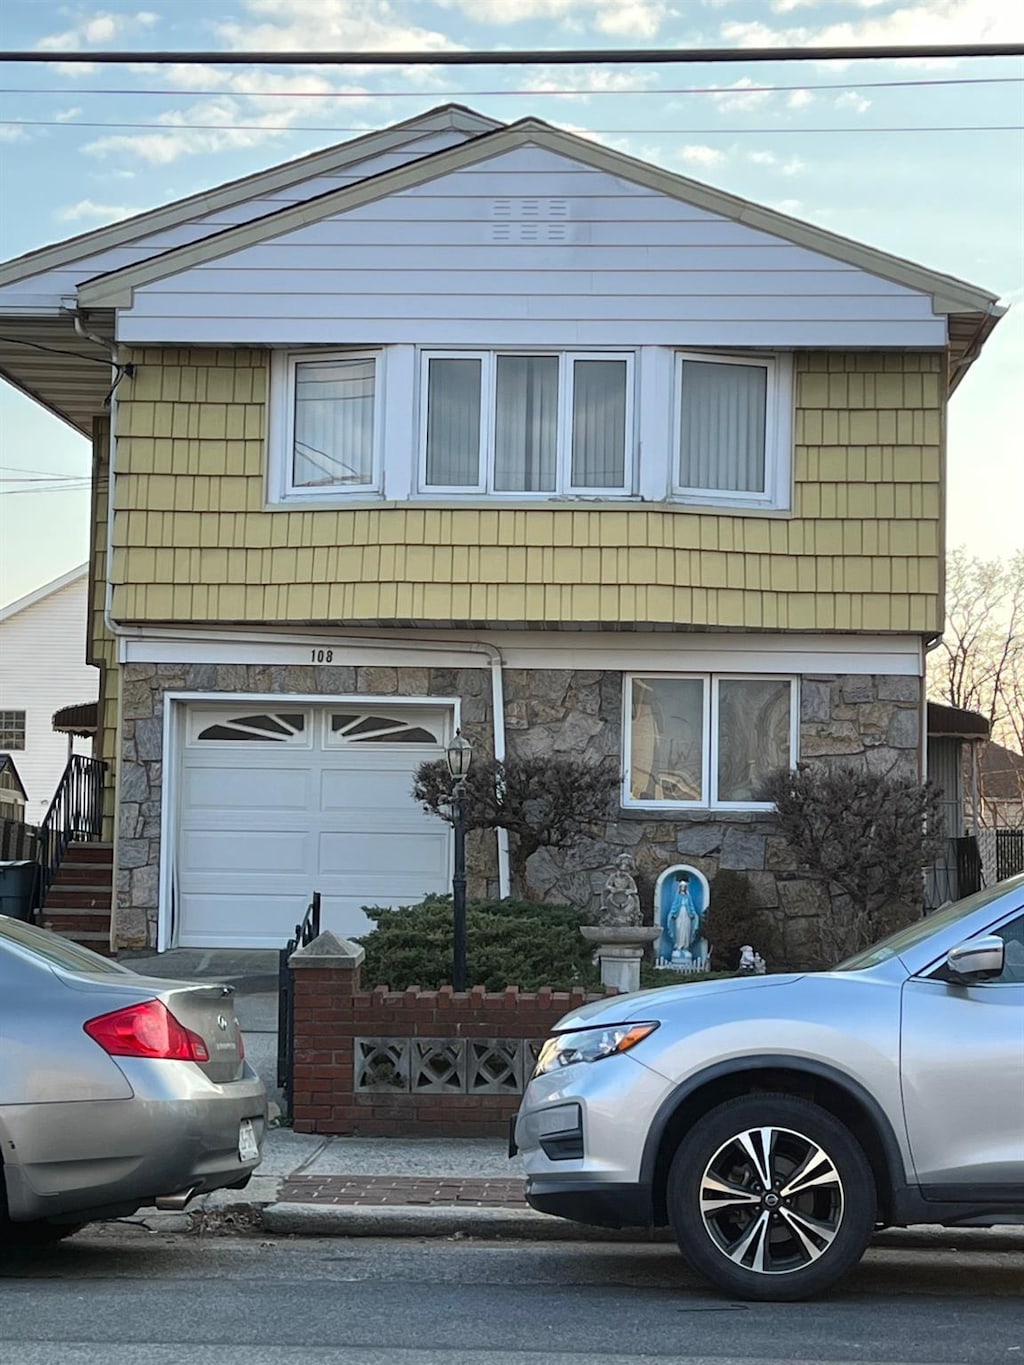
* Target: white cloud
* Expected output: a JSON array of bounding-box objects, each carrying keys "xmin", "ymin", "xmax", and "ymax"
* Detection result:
[
  {"xmin": 0, "ymin": 125, "xmax": 30, "ymax": 144},
  {"xmin": 707, "ymin": 78, "xmax": 775, "ymax": 113},
  {"xmin": 721, "ymin": 0, "xmax": 1020, "ymax": 50},
  {"xmin": 521, "ymin": 67, "xmax": 662, "ymax": 98},
  {"xmin": 835, "ymin": 90, "xmax": 873, "ymax": 114},
  {"xmin": 216, "ymin": 0, "xmax": 457, "ymax": 53},
  {"xmin": 54, "ymin": 107, "xmax": 83, "ymax": 122},
  {"xmin": 675, "ymin": 144, "xmax": 727, "ymax": 168},
  {"xmin": 57, "ymin": 199, "xmax": 144, "ymax": 223},
  {"xmin": 787, "ymin": 89, "xmax": 815, "ymax": 110},
  {"xmin": 747, "ymin": 149, "xmax": 807, "ymax": 175},
  {"xmin": 435, "ymin": 0, "xmax": 669, "ymax": 39},
  {"xmin": 37, "ymin": 9, "xmax": 158, "ymax": 51}
]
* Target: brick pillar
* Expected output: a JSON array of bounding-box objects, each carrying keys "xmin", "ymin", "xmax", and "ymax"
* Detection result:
[{"xmin": 289, "ymin": 930, "xmax": 364, "ymax": 1134}]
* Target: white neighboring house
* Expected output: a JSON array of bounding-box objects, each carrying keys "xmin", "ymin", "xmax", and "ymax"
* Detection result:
[{"xmin": 0, "ymin": 565, "xmax": 99, "ymax": 823}]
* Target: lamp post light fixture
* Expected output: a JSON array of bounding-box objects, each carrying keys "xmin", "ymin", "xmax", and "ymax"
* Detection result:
[{"xmin": 445, "ymin": 729, "xmax": 473, "ymax": 991}]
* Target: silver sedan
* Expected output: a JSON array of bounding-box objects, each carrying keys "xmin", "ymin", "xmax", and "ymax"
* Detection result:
[{"xmin": 0, "ymin": 915, "xmax": 267, "ymax": 1246}]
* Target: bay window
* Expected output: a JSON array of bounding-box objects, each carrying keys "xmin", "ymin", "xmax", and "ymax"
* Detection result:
[
  {"xmin": 421, "ymin": 350, "xmax": 633, "ymax": 495},
  {"xmin": 626, "ymin": 674, "xmax": 797, "ymax": 809}
]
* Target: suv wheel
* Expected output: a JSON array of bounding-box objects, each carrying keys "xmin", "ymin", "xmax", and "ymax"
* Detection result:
[{"xmin": 667, "ymin": 1094, "xmax": 876, "ymax": 1301}]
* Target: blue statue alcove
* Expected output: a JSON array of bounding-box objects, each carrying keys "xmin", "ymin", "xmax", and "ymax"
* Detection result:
[{"xmin": 653, "ymin": 864, "xmax": 712, "ymax": 973}]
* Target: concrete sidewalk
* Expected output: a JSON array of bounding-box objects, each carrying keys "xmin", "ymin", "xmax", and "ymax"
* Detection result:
[{"xmin": 172, "ymin": 1126, "xmax": 1024, "ymax": 1249}]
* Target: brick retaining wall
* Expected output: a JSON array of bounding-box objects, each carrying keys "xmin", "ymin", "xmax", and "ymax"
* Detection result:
[{"xmin": 289, "ymin": 946, "xmax": 611, "ymax": 1136}]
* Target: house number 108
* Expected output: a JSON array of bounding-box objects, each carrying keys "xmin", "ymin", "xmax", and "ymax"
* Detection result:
[{"xmin": 310, "ymin": 648, "xmax": 334, "ymax": 663}]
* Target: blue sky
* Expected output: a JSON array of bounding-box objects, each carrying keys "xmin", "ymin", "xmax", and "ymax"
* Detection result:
[{"xmin": 0, "ymin": 0, "xmax": 1021, "ymax": 606}]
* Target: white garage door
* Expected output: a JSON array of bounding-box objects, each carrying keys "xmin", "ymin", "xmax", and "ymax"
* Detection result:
[{"xmin": 175, "ymin": 704, "xmax": 452, "ymax": 948}]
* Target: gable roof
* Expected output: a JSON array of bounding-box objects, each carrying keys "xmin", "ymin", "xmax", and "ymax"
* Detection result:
[
  {"xmin": 0, "ymin": 755, "xmax": 28, "ymax": 802},
  {"xmin": 0, "ymin": 104, "xmax": 500, "ymax": 292},
  {"xmin": 78, "ymin": 116, "xmax": 1003, "ymax": 326},
  {"xmin": 0, "ymin": 564, "xmax": 88, "ymax": 622}
]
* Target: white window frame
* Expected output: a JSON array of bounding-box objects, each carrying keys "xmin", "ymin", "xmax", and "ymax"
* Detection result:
[
  {"xmin": 623, "ymin": 672, "xmax": 799, "ymax": 811},
  {"xmin": 672, "ymin": 350, "xmax": 793, "ymax": 510},
  {"xmin": 418, "ymin": 349, "xmax": 636, "ymax": 498},
  {"xmin": 268, "ymin": 348, "xmax": 384, "ymax": 504}
]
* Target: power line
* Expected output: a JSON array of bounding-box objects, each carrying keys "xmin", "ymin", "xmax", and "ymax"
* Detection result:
[
  {"xmin": 5, "ymin": 119, "xmax": 1020, "ymax": 135},
  {"xmin": 2, "ymin": 76, "xmax": 1021, "ymax": 99},
  {"xmin": 4, "ymin": 42, "xmax": 1023, "ymax": 66}
]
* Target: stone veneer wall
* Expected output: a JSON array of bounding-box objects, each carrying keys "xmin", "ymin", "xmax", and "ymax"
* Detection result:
[{"xmin": 116, "ymin": 661, "xmax": 920, "ymax": 963}]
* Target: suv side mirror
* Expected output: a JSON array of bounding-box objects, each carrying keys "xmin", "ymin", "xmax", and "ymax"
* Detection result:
[{"xmin": 946, "ymin": 936, "xmax": 1005, "ymax": 983}]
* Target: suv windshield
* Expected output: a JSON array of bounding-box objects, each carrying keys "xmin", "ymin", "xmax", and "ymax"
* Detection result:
[{"xmin": 834, "ymin": 878, "xmax": 1024, "ymax": 972}]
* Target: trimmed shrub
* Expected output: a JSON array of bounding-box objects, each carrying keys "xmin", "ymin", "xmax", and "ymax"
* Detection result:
[
  {"xmin": 357, "ymin": 894, "xmax": 602, "ymax": 992},
  {"xmin": 707, "ymin": 870, "xmax": 781, "ymax": 971}
]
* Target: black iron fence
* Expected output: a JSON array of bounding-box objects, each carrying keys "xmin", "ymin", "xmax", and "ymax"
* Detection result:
[
  {"xmin": 277, "ymin": 891, "xmax": 322, "ymax": 1115},
  {"xmin": 996, "ymin": 828, "xmax": 1024, "ymax": 880},
  {"xmin": 36, "ymin": 754, "xmax": 107, "ymax": 908}
]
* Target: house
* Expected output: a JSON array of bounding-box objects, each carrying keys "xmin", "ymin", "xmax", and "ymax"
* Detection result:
[
  {"xmin": 978, "ymin": 741, "xmax": 1024, "ymax": 830},
  {"xmin": 0, "ymin": 565, "xmax": 99, "ymax": 823},
  {"xmin": 0, "ymin": 104, "xmax": 1005, "ymax": 962},
  {"xmin": 0, "ymin": 754, "xmax": 28, "ymax": 823}
]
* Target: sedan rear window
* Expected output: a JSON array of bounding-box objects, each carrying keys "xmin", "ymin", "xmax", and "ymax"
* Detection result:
[{"xmin": 0, "ymin": 916, "xmax": 135, "ymax": 975}]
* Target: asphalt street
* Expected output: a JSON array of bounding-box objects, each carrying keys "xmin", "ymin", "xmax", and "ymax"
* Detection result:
[{"xmin": 0, "ymin": 1227, "xmax": 1021, "ymax": 1365}]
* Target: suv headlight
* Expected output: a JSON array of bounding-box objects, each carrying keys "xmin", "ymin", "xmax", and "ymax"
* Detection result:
[{"xmin": 534, "ymin": 1021, "xmax": 659, "ymax": 1076}]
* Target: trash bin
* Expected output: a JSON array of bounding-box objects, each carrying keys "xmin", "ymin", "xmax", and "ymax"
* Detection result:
[{"xmin": 0, "ymin": 861, "xmax": 38, "ymax": 921}]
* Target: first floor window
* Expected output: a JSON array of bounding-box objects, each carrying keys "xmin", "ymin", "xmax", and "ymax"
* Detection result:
[
  {"xmin": 627, "ymin": 674, "xmax": 796, "ymax": 808},
  {"xmin": 422, "ymin": 350, "xmax": 632, "ymax": 495},
  {"xmin": 0, "ymin": 710, "xmax": 26, "ymax": 750},
  {"xmin": 288, "ymin": 351, "xmax": 379, "ymax": 493}
]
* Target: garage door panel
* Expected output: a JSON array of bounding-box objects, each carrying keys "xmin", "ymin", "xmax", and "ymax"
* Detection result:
[
  {"xmin": 319, "ymin": 830, "xmax": 449, "ymax": 878},
  {"xmin": 183, "ymin": 765, "xmax": 311, "ymax": 811},
  {"xmin": 181, "ymin": 829, "xmax": 312, "ymax": 875},
  {"xmin": 320, "ymin": 766, "xmax": 426, "ymax": 810},
  {"xmin": 176, "ymin": 893, "xmax": 312, "ymax": 949}
]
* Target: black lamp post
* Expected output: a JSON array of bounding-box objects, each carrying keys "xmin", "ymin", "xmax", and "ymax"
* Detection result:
[{"xmin": 445, "ymin": 729, "xmax": 473, "ymax": 991}]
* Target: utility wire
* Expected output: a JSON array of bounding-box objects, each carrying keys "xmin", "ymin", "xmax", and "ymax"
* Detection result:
[
  {"xmin": 0, "ymin": 336, "xmax": 112, "ymax": 365},
  {"xmin": 3, "ymin": 42, "xmax": 1023, "ymax": 66},
  {"xmin": 5, "ymin": 119, "xmax": 1019, "ymax": 135},
  {"xmin": 2, "ymin": 75, "xmax": 1020, "ymax": 98}
]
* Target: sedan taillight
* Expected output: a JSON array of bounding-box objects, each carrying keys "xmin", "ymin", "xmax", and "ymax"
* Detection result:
[{"xmin": 84, "ymin": 999, "xmax": 210, "ymax": 1062}]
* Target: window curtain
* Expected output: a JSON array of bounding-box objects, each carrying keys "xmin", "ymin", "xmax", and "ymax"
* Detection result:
[
  {"xmin": 678, "ymin": 360, "xmax": 767, "ymax": 493},
  {"xmin": 425, "ymin": 358, "xmax": 482, "ymax": 486},
  {"xmin": 716, "ymin": 678, "xmax": 792, "ymax": 802},
  {"xmin": 571, "ymin": 359, "xmax": 627, "ymax": 488},
  {"xmin": 494, "ymin": 355, "xmax": 558, "ymax": 492},
  {"xmin": 630, "ymin": 677, "xmax": 705, "ymax": 803},
  {"xmin": 293, "ymin": 358, "xmax": 375, "ymax": 487}
]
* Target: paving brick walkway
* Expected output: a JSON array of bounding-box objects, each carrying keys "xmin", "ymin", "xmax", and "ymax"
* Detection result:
[{"xmin": 279, "ymin": 1176, "xmax": 528, "ymax": 1208}]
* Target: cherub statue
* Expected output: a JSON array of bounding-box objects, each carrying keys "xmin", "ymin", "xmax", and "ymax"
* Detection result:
[{"xmin": 599, "ymin": 853, "xmax": 643, "ymax": 928}]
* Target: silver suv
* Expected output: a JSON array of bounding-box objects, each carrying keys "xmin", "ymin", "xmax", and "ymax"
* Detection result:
[{"xmin": 514, "ymin": 875, "xmax": 1024, "ymax": 1300}]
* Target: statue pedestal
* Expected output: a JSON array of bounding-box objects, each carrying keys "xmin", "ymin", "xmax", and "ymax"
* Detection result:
[{"xmin": 581, "ymin": 926, "xmax": 661, "ymax": 994}]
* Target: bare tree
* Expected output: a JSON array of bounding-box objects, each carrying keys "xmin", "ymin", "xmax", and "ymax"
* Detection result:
[
  {"xmin": 929, "ymin": 547, "xmax": 1024, "ymax": 754},
  {"xmin": 760, "ymin": 764, "xmax": 946, "ymax": 962},
  {"xmin": 412, "ymin": 754, "xmax": 619, "ymax": 897}
]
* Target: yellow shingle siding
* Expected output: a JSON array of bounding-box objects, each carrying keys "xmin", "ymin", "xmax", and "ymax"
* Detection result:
[
  {"xmin": 86, "ymin": 416, "xmax": 119, "ymax": 835},
  {"xmin": 111, "ymin": 348, "xmax": 943, "ymax": 633}
]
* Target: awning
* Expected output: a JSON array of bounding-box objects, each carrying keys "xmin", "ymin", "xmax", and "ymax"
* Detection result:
[
  {"xmin": 926, "ymin": 701, "xmax": 990, "ymax": 740},
  {"xmin": 52, "ymin": 701, "xmax": 99, "ymax": 738}
]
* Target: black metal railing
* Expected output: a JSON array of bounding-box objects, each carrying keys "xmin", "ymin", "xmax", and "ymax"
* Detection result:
[
  {"xmin": 36, "ymin": 754, "xmax": 108, "ymax": 909},
  {"xmin": 277, "ymin": 891, "xmax": 322, "ymax": 1114},
  {"xmin": 926, "ymin": 834, "xmax": 984, "ymax": 910},
  {"xmin": 996, "ymin": 828, "xmax": 1024, "ymax": 881}
]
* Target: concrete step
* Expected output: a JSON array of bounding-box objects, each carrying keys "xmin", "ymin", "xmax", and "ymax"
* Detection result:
[{"xmin": 54, "ymin": 865, "xmax": 114, "ymax": 886}]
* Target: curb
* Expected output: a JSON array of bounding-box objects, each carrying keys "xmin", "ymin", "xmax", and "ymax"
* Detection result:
[{"xmin": 260, "ymin": 1201, "xmax": 673, "ymax": 1241}]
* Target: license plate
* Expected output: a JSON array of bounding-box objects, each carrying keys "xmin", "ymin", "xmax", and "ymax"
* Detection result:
[{"xmin": 238, "ymin": 1119, "xmax": 260, "ymax": 1163}]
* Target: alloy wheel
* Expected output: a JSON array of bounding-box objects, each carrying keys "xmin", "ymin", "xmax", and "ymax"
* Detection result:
[{"xmin": 698, "ymin": 1124, "xmax": 845, "ymax": 1276}]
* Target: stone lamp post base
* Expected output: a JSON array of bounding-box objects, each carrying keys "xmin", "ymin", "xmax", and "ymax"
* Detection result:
[{"xmin": 580, "ymin": 926, "xmax": 662, "ymax": 994}]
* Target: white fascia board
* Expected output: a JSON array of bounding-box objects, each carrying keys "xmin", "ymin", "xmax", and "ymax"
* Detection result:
[
  {"xmin": 76, "ymin": 118, "xmax": 1001, "ymax": 322},
  {"xmin": 0, "ymin": 563, "xmax": 88, "ymax": 621},
  {"xmin": 119, "ymin": 628, "xmax": 924, "ymax": 677},
  {"xmin": 0, "ymin": 104, "xmax": 501, "ymax": 291}
]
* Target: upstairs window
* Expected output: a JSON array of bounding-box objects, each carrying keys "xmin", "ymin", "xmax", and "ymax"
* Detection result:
[
  {"xmin": 674, "ymin": 351, "xmax": 790, "ymax": 508},
  {"xmin": 626, "ymin": 674, "xmax": 797, "ymax": 809},
  {"xmin": 421, "ymin": 350, "xmax": 633, "ymax": 496},
  {"xmin": 0, "ymin": 711, "xmax": 26, "ymax": 750},
  {"xmin": 273, "ymin": 350, "xmax": 381, "ymax": 500}
]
